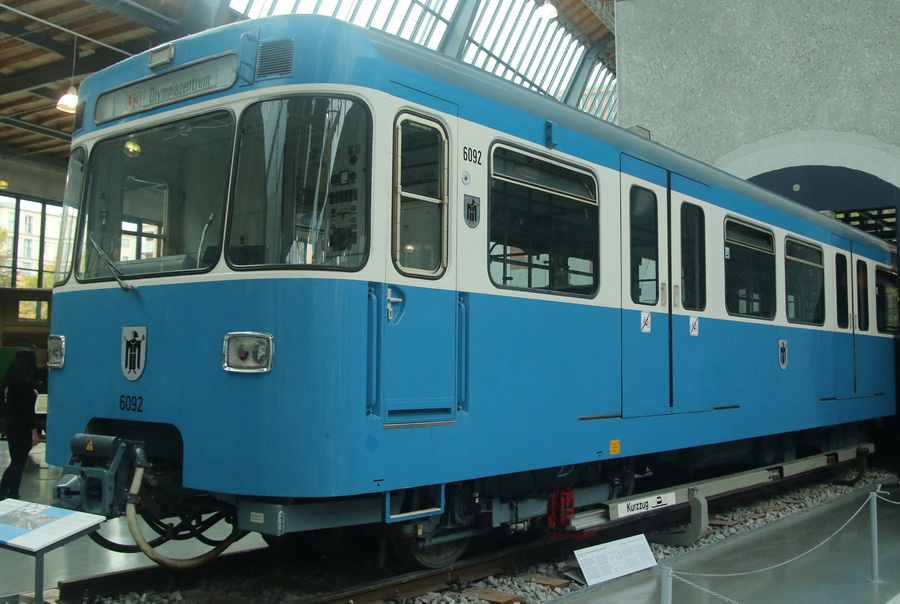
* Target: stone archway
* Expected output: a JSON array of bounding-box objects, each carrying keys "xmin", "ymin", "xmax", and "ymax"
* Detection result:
[{"xmin": 714, "ymin": 130, "xmax": 900, "ymax": 190}]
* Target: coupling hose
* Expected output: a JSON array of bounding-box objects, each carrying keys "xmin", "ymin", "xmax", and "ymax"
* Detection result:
[{"xmin": 125, "ymin": 466, "xmax": 248, "ymax": 569}]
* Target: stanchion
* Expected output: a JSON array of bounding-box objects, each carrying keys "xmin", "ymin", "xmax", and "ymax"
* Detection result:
[
  {"xmin": 660, "ymin": 566, "xmax": 673, "ymax": 604},
  {"xmin": 869, "ymin": 488, "xmax": 881, "ymax": 583}
]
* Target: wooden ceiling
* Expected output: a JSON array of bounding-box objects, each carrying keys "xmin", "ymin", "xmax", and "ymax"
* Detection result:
[
  {"xmin": 557, "ymin": 0, "xmax": 614, "ymax": 43},
  {"xmin": 0, "ymin": 0, "xmax": 238, "ymax": 167},
  {"xmin": 0, "ymin": 0, "xmax": 613, "ymax": 169}
]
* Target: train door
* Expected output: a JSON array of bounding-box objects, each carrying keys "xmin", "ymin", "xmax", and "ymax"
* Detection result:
[
  {"xmin": 669, "ymin": 175, "xmax": 713, "ymax": 414},
  {"xmin": 621, "ymin": 155, "xmax": 671, "ymax": 417},
  {"xmin": 376, "ymin": 112, "xmax": 458, "ymax": 425},
  {"xmin": 832, "ymin": 237, "xmax": 857, "ymax": 399}
]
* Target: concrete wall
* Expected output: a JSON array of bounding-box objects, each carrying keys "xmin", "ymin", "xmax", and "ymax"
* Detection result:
[
  {"xmin": 615, "ymin": 0, "xmax": 900, "ymax": 187},
  {"xmin": 0, "ymin": 157, "xmax": 66, "ymax": 202}
]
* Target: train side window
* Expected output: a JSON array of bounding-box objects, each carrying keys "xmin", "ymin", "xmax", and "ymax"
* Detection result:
[
  {"xmin": 489, "ymin": 145, "xmax": 598, "ymax": 295},
  {"xmin": 681, "ymin": 202, "xmax": 706, "ymax": 310},
  {"xmin": 393, "ymin": 115, "xmax": 447, "ymax": 277},
  {"xmin": 835, "ymin": 253, "xmax": 850, "ymax": 329},
  {"xmin": 724, "ymin": 219, "xmax": 776, "ymax": 319},
  {"xmin": 857, "ymin": 260, "xmax": 870, "ymax": 331},
  {"xmin": 630, "ymin": 187, "xmax": 658, "ymax": 305},
  {"xmin": 785, "ymin": 239, "xmax": 824, "ymax": 325},
  {"xmin": 875, "ymin": 269, "xmax": 900, "ymax": 333}
]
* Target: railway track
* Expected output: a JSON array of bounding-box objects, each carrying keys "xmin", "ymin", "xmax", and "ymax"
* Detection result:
[{"xmin": 52, "ymin": 451, "xmax": 888, "ymax": 604}]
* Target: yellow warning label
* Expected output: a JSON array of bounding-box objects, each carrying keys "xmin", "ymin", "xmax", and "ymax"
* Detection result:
[
  {"xmin": 86, "ymin": 439, "xmax": 94, "ymax": 452},
  {"xmin": 609, "ymin": 439, "xmax": 621, "ymax": 455}
]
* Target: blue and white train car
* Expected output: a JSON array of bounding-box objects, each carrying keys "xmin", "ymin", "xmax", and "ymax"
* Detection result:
[{"xmin": 47, "ymin": 14, "xmax": 897, "ymax": 567}]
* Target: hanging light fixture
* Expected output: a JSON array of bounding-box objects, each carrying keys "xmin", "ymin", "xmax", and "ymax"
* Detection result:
[
  {"xmin": 535, "ymin": 0, "xmax": 558, "ymax": 19},
  {"xmin": 57, "ymin": 86, "xmax": 78, "ymax": 113},
  {"xmin": 57, "ymin": 37, "xmax": 79, "ymax": 113}
]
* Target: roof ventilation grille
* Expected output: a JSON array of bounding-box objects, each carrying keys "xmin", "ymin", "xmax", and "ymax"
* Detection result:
[{"xmin": 257, "ymin": 40, "xmax": 294, "ymax": 78}]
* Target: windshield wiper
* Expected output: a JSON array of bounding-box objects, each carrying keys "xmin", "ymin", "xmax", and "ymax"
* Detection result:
[
  {"xmin": 197, "ymin": 213, "xmax": 215, "ymax": 269},
  {"xmin": 89, "ymin": 236, "xmax": 135, "ymax": 292}
]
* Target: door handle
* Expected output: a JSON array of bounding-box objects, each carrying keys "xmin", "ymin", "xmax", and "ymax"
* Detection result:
[{"xmin": 387, "ymin": 287, "xmax": 403, "ymax": 321}]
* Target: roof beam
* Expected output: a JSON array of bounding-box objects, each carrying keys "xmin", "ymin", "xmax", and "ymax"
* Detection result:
[
  {"xmin": 438, "ymin": 0, "xmax": 481, "ymax": 58},
  {"xmin": 85, "ymin": 0, "xmax": 241, "ymax": 35},
  {"xmin": 0, "ymin": 45, "xmax": 136, "ymax": 96},
  {"xmin": 0, "ymin": 143, "xmax": 68, "ymax": 168},
  {"xmin": 85, "ymin": 0, "xmax": 179, "ymax": 31},
  {"xmin": 0, "ymin": 114, "xmax": 71, "ymax": 141},
  {"xmin": 174, "ymin": 0, "xmax": 245, "ymax": 37},
  {"xmin": 0, "ymin": 1, "xmax": 241, "ymax": 100},
  {"xmin": 582, "ymin": 0, "xmax": 616, "ymax": 34},
  {"xmin": 0, "ymin": 18, "xmax": 74, "ymax": 56},
  {"xmin": 25, "ymin": 87, "xmax": 61, "ymax": 102},
  {"xmin": 562, "ymin": 32, "xmax": 615, "ymax": 106}
]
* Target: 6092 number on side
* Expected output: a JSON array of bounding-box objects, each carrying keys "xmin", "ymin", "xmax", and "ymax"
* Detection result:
[{"xmin": 120, "ymin": 394, "xmax": 144, "ymax": 413}]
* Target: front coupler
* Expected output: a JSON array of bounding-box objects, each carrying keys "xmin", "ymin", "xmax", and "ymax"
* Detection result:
[{"xmin": 55, "ymin": 433, "xmax": 149, "ymax": 518}]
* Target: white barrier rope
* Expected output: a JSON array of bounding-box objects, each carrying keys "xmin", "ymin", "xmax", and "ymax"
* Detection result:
[{"xmin": 663, "ymin": 483, "xmax": 898, "ymax": 603}]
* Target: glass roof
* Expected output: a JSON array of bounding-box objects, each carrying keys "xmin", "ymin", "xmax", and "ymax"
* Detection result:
[{"xmin": 228, "ymin": 0, "xmax": 617, "ymax": 123}]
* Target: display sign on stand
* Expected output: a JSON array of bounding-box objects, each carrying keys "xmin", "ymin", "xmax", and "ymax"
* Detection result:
[
  {"xmin": 574, "ymin": 533, "xmax": 657, "ymax": 586},
  {"xmin": 0, "ymin": 500, "xmax": 104, "ymax": 603}
]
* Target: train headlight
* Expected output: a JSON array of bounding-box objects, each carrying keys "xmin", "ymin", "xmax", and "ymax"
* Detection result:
[
  {"xmin": 222, "ymin": 332, "xmax": 273, "ymax": 373},
  {"xmin": 48, "ymin": 335, "xmax": 66, "ymax": 368}
]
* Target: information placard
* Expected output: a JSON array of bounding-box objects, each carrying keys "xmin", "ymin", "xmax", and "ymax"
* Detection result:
[
  {"xmin": 574, "ymin": 533, "xmax": 657, "ymax": 586},
  {"xmin": 0, "ymin": 499, "xmax": 104, "ymax": 553}
]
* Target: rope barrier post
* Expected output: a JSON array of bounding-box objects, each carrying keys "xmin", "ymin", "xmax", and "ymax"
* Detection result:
[
  {"xmin": 660, "ymin": 566, "xmax": 673, "ymax": 604},
  {"xmin": 869, "ymin": 488, "xmax": 881, "ymax": 583}
]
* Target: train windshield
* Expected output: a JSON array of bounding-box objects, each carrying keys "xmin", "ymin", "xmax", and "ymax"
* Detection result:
[
  {"xmin": 228, "ymin": 96, "xmax": 369, "ymax": 269},
  {"xmin": 76, "ymin": 111, "xmax": 233, "ymax": 280}
]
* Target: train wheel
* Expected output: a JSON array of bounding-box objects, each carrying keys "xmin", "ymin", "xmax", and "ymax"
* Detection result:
[{"xmin": 392, "ymin": 535, "xmax": 470, "ymax": 569}]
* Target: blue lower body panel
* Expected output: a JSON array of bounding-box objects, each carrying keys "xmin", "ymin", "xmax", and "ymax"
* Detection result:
[{"xmin": 46, "ymin": 279, "xmax": 895, "ymax": 501}]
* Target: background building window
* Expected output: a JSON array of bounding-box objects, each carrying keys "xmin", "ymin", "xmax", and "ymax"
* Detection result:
[{"xmin": 0, "ymin": 194, "xmax": 62, "ymax": 290}]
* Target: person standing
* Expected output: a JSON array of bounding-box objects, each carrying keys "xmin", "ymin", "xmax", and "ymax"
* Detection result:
[{"xmin": 0, "ymin": 349, "xmax": 39, "ymax": 501}]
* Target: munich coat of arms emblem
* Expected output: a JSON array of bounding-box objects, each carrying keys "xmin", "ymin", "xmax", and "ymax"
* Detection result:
[{"xmin": 122, "ymin": 326, "xmax": 147, "ymax": 381}]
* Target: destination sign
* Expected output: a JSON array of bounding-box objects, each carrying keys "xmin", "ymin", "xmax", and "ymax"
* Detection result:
[{"xmin": 96, "ymin": 53, "xmax": 238, "ymax": 123}]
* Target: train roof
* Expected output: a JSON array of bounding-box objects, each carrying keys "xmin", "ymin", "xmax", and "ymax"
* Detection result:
[
  {"xmin": 353, "ymin": 20, "xmax": 892, "ymax": 256},
  {"xmin": 78, "ymin": 14, "xmax": 893, "ymax": 259}
]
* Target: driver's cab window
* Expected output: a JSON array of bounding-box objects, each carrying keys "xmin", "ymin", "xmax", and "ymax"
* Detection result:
[{"xmin": 78, "ymin": 111, "xmax": 232, "ymax": 280}]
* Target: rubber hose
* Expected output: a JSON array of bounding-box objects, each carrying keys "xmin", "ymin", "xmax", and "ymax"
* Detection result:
[{"xmin": 125, "ymin": 466, "xmax": 248, "ymax": 569}]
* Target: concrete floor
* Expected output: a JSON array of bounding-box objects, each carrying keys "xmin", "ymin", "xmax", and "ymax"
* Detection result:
[{"xmin": 557, "ymin": 481, "xmax": 900, "ymax": 603}]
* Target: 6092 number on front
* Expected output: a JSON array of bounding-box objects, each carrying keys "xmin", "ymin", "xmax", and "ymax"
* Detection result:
[{"xmin": 120, "ymin": 394, "xmax": 144, "ymax": 413}]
